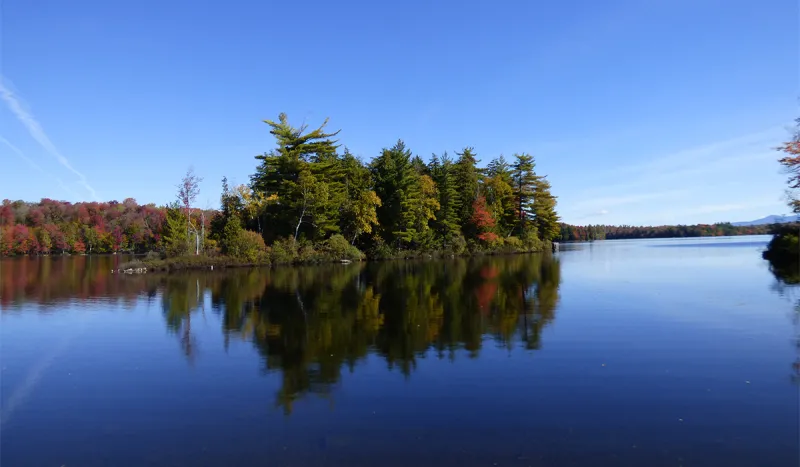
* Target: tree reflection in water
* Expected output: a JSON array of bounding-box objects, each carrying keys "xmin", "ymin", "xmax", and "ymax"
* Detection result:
[
  {"xmin": 156, "ymin": 255, "xmax": 562, "ymax": 414},
  {"xmin": 766, "ymin": 254, "xmax": 800, "ymax": 384}
]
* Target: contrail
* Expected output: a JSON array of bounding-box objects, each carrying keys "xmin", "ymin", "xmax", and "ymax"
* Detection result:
[
  {"xmin": 1, "ymin": 136, "xmax": 79, "ymax": 199},
  {"xmin": 0, "ymin": 76, "xmax": 99, "ymax": 200},
  {"xmin": 0, "ymin": 330, "xmax": 77, "ymax": 426}
]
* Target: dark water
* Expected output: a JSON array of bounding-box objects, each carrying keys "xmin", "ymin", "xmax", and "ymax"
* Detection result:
[{"xmin": 1, "ymin": 236, "xmax": 797, "ymax": 467}]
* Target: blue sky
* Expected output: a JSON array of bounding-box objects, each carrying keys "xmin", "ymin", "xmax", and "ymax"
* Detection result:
[{"xmin": 1, "ymin": 0, "xmax": 797, "ymax": 226}]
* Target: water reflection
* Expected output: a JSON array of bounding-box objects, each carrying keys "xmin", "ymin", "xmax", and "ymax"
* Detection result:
[
  {"xmin": 765, "ymin": 254, "xmax": 800, "ymax": 383},
  {"xmin": 1, "ymin": 254, "xmax": 561, "ymax": 414},
  {"xmin": 158, "ymin": 256, "xmax": 562, "ymax": 414},
  {"xmin": 0, "ymin": 255, "xmax": 154, "ymax": 309}
]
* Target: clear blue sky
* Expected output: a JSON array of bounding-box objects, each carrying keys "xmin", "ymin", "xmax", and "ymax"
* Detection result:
[{"xmin": 1, "ymin": 0, "xmax": 797, "ymax": 226}]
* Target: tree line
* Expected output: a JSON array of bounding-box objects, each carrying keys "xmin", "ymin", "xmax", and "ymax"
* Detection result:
[
  {"xmin": 1, "ymin": 113, "xmax": 562, "ymax": 260},
  {"xmin": 208, "ymin": 113, "xmax": 561, "ymax": 261},
  {"xmin": 559, "ymin": 222, "xmax": 773, "ymax": 242}
]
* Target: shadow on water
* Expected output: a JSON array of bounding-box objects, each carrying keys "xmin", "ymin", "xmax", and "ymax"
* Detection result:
[
  {"xmin": 765, "ymin": 253, "xmax": 800, "ymax": 384},
  {"xmin": 1, "ymin": 254, "xmax": 562, "ymax": 415}
]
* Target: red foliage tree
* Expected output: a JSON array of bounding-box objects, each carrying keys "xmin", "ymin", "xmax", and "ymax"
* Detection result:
[
  {"xmin": 72, "ymin": 240, "xmax": 86, "ymax": 254},
  {"xmin": 12, "ymin": 224, "xmax": 32, "ymax": 254},
  {"xmin": 0, "ymin": 227, "xmax": 10, "ymax": 255},
  {"xmin": 471, "ymin": 195, "xmax": 499, "ymax": 243},
  {"xmin": 44, "ymin": 223, "xmax": 67, "ymax": 252},
  {"xmin": 0, "ymin": 202, "xmax": 13, "ymax": 227},
  {"xmin": 110, "ymin": 226, "xmax": 126, "ymax": 252}
]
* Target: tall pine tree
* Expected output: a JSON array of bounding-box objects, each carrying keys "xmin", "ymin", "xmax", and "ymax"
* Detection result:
[
  {"xmin": 429, "ymin": 152, "xmax": 461, "ymax": 247},
  {"xmin": 511, "ymin": 153, "xmax": 538, "ymax": 236},
  {"xmin": 453, "ymin": 147, "xmax": 480, "ymax": 236},
  {"xmin": 532, "ymin": 176, "xmax": 560, "ymax": 241},
  {"xmin": 484, "ymin": 155, "xmax": 516, "ymax": 236},
  {"xmin": 370, "ymin": 140, "xmax": 419, "ymax": 248},
  {"xmin": 250, "ymin": 113, "xmax": 341, "ymax": 242}
]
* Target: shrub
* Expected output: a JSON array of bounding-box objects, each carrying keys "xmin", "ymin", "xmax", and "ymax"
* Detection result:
[
  {"xmin": 297, "ymin": 241, "xmax": 319, "ymax": 263},
  {"xmin": 144, "ymin": 251, "xmax": 162, "ymax": 261},
  {"xmin": 450, "ymin": 234, "xmax": 467, "ymax": 255},
  {"xmin": 324, "ymin": 234, "xmax": 363, "ymax": 261},
  {"xmin": 203, "ymin": 238, "xmax": 220, "ymax": 257},
  {"xmin": 521, "ymin": 229, "xmax": 543, "ymax": 251},
  {"xmin": 271, "ymin": 237, "xmax": 298, "ymax": 264},
  {"xmin": 504, "ymin": 236, "xmax": 523, "ymax": 252},
  {"xmin": 367, "ymin": 240, "xmax": 396, "ymax": 260},
  {"xmin": 234, "ymin": 230, "xmax": 268, "ymax": 262}
]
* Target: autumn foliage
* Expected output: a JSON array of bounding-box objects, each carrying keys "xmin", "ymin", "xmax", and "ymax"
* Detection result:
[
  {"xmin": 559, "ymin": 222, "xmax": 773, "ymax": 241},
  {"xmin": 0, "ymin": 198, "xmax": 170, "ymax": 256},
  {"xmin": 471, "ymin": 195, "xmax": 499, "ymax": 244}
]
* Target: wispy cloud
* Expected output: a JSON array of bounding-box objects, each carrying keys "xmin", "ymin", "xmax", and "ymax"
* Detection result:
[
  {"xmin": 594, "ymin": 126, "xmax": 785, "ymax": 183},
  {"xmin": 1, "ymin": 136, "xmax": 79, "ymax": 199},
  {"xmin": 559, "ymin": 125, "xmax": 789, "ymax": 224},
  {"xmin": 0, "ymin": 76, "xmax": 98, "ymax": 200},
  {"xmin": 571, "ymin": 189, "xmax": 690, "ymax": 212},
  {"xmin": 575, "ymin": 209, "xmax": 610, "ymax": 221}
]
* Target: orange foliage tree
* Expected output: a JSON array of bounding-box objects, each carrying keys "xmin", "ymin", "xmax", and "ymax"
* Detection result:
[{"xmin": 472, "ymin": 195, "xmax": 498, "ymax": 243}]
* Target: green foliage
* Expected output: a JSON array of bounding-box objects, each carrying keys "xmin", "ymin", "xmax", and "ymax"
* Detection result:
[
  {"xmin": 162, "ymin": 203, "xmax": 189, "ymax": 257},
  {"xmin": 429, "ymin": 152, "xmax": 461, "ymax": 247},
  {"xmin": 339, "ymin": 150, "xmax": 381, "ymax": 244},
  {"xmin": 222, "ymin": 216, "xmax": 268, "ymax": 262},
  {"xmin": 763, "ymin": 224, "xmax": 800, "ymax": 284},
  {"xmin": 449, "ymin": 234, "xmax": 467, "ymax": 255},
  {"xmin": 323, "ymin": 234, "xmax": 364, "ymax": 261},
  {"xmin": 251, "ymin": 113, "xmax": 342, "ymax": 242},
  {"xmin": 453, "ymin": 147, "xmax": 480, "ymax": 236},
  {"xmin": 484, "ymin": 156, "xmax": 517, "ymax": 237},
  {"xmin": 511, "ymin": 153, "xmax": 539, "ymax": 237},
  {"xmin": 532, "ymin": 177, "xmax": 560, "ymax": 241},
  {"xmin": 370, "ymin": 140, "xmax": 421, "ymax": 248},
  {"xmin": 271, "ymin": 237, "xmax": 299, "ymax": 264}
]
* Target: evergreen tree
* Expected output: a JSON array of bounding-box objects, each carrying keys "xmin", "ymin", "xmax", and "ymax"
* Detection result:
[
  {"xmin": 162, "ymin": 202, "xmax": 189, "ymax": 257},
  {"xmin": 370, "ymin": 140, "xmax": 419, "ymax": 248},
  {"xmin": 511, "ymin": 153, "xmax": 538, "ymax": 235},
  {"xmin": 532, "ymin": 176, "xmax": 560, "ymax": 241},
  {"xmin": 484, "ymin": 156, "xmax": 516, "ymax": 237},
  {"xmin": 250, "ymin": 113, "xmax": 340, "ymax": 242},
  {"xmin": 453, "ymin": 147, "xmax": 480, "ymax": 235},
  {"xmin": 429, "ymin": 152, "xmax": 461, "ymax": 247}
]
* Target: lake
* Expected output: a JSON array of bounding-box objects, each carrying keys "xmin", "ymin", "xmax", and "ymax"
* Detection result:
[{"xmin": 1, "ymin": 235, "xmax": 797, "ymax": 467}]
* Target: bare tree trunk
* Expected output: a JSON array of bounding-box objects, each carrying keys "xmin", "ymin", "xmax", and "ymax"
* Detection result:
[
  {"xmin": 294, "ymin": 202, "xmax": 307, "ymax": 242},
  {"xmin": 200, "ymin": 212, "xmax": 205, "ymax": 254}
]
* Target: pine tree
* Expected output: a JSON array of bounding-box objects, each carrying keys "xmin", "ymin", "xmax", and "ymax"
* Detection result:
[
  {"xmin": 162, "ymin": 202, "xmax": 189, "ymax": 257},
  {"xmin": 370, "ymin": 140, "xmax": 419, "ymax": 248},
  {"xmin": 532, "ymin": 176, "xmax": 560, "ymax": 241},
  {"xmin": 251, "ymin": 113, "xmax": 341, "ymax": 242},
  {"xmin": 453, "ymin": 147, "xmax": 480, "ymax": 235},
  {"xmin": 511, "ymin": 153, "xmax": 538, "ymax": 235},
  {"xmin": 429, "ymin": 152, "xmax": 460, "ymax": 247},
  {"xmin": 484, "ymin": 156, "xmax": 516, "ymax": 237}
]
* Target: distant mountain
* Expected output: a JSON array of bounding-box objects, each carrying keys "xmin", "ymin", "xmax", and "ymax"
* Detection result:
[{"xmin": 731, "ymin": 215, "xmax": 800, "ymax": 226}]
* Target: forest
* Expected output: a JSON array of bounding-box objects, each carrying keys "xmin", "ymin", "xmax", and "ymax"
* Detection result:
[
  {"xmin": 0, "ymin": 113, "xmax": 561, "ymax": 261},
  {"xmin": 1, "ymin": 112, "xmax": 784, "ymax": 260},
  {"xmin": 559, "ymin": 222, "xmax": 773, "ymax": 242}
]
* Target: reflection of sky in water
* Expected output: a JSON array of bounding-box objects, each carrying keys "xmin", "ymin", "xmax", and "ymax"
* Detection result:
[{"xmin": 1, "ymin": 237, "xmax": 797, "ymax": 467}]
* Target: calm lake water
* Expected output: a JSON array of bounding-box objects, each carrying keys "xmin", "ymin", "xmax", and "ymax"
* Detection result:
[{"xmin": 1, "ymin": 235, "xmax": 797, "ymax": 467}]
